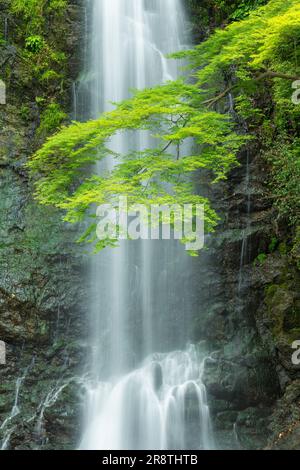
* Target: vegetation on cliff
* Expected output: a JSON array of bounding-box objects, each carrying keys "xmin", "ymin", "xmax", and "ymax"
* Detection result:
[{"xmin": 0, "ymin": 0, "xmax": 70, "ymax": 149}]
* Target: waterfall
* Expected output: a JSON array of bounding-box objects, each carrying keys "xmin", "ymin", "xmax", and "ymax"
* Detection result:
[
  {"xmin": 80, "ymin": 0, "xmax": 214, "ymax": 450},
  {"xmin": 227, "ymin": 91, "xmax": 252, "ymax": 294},
  {"xmin": 238, "ymin": 148, "xmax": 252, "ymax": 293}
]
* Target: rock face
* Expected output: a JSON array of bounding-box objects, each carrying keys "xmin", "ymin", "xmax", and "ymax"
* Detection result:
[
  {"xmin": 0, "ymin": 0, "xmax": 88, "ymax": 450},
  {"xmin": 195, "ymin": 142, "xmax": 300, "ymax": 449}
]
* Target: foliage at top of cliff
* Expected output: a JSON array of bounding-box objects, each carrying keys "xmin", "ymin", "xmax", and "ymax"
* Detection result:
[
  {"xmin": 177, "ymin": 0, "xmax": 299, "ymax": 98},
  {"xmin": 11, "ymin": 0, "xmax": 67, "ymax": 34},
  {"xmin": 187, "ymin": 0, "xmax": 268, "ymax": 35},
  {"xmin": 0, "ymin": 0, "xmax": 74, "ymax": 159},
  {"xmin": 28, "ymin": 0, "xmax": 300, "ymax": 252},
  {"xmin": 7, "ymin": 0, "xmax": 69, "ymax": 93}
]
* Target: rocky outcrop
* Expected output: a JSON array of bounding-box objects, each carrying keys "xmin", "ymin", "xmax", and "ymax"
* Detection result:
[
  {"xmin": 0, "ymin": 0, "xmax": 88, "ymax": 450},
  {"xmin": 194, "ymin": 140, "xmax": 300, "ymax": 449}
]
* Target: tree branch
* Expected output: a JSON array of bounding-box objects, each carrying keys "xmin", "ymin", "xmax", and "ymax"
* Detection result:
[
  {"xmin": 203, "ymin": 70, "xmax": 300, "ymax": 109},
  {"xmin": 256, "ymin": 70, "xmax": 300, "ymax": 81}
]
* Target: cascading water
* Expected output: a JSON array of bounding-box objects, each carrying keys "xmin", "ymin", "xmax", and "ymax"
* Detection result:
[
  {"xmin": 81, "ymin": 345, "xmax": 214, "ymax": 450},
  {"xmin": 0, "ymin": 357, "xmax": 35, "ymax": 450},
  {"xmin": 80, "ymin": 0, "xmax": 214, "ymax": 450},
  {"xmin": 238, "ymin": 148, "xmax": 252, "ymax": 293}
]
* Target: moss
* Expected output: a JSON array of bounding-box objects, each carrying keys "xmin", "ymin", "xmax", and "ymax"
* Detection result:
[
  {"xmin": 36, "ymin": 103, "xmax": 67, "ymax": 138},
  {"xmin": 25, "ymin": 35, "xmax": 44, "ymax": 53},
  {"xmin": 265, "ymin": 277, "xmax": 300, "ymax": 342},
  {"xmin": 7, "ymin": 0, "xmax": 69, "ymax": 114},
  {"xmin": 269, "ymin": 237, "xmax": 279, "ymax": 253},
  {"xmin": 287, "ymin": 328, "xmax": 300, "ymax": 343},
  {"xmin": 279, "ymin": 242, "xmax": 288, "ymax": 256},
  {"xmin": 20, "ymin": 105, "xmax": 30, "ymax": 121},
  {"xmin": 264, "ymin": 285, "xmax": 284, "ymax": 335},
  {"xmin": 254, "ymin": 253, "xmax": 267, "ymax": 265},
  {"xmin": 10, "ymin": 0, "xmax": 67, "ymax": 36},
  {"xmin": 291, "ymin": 227, "xmax": 300, "ymax": 269},
  {"xmin": 265, "ymin": 284, "xmax": 278, "ymax": 298}
]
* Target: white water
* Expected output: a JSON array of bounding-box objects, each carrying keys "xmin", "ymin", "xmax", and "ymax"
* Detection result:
[
  {"xmin": 81, "ymin": 345, "xmax": 214, "ymax": 450},
  {"xmin": 238, "ymin": 149, "xmax": 251, "ymax": 293},
  {"xmin": 80, "ymin": 0, "xmax": 214, "ymax": 450},
  {"xmin": 0, "ymin": 357, "xmax": 34, "ymax": 450},
  {"xmin": 34, "ymin": 381, "xmax": 71, "ymax": 443}
]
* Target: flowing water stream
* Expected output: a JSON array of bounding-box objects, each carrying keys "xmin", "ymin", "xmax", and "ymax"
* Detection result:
[
  {"xmin": 0, "ymin": 357, "xmax": 35, "ymax": 450},
  {"xmin": 79, "ymin": 0, "xmax": 214, "ymax": 450}
]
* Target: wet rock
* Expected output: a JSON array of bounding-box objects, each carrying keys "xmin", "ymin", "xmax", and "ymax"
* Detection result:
[
  {"xmin": 0, "ymin": 0, "xmax": 87, "ymax": 450},
  {"xmin": 195, "ymin": 142, "xmax": 298, "ymax": 449}
]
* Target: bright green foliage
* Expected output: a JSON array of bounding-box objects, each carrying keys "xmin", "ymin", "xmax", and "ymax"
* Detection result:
[
  {"xmin": 25, "ymin": 35, "xmax": 44, "ymax": 53},
  {"xmin": 175, "ymin": 0, "xmax": 300, "ymax": 230},
  {"xmin": 36, "ymin": 103, "xmax": 67, "ymax": 139},
  {"xmin": 254, "ymin": 253, "xmax": 267, "ymax": 265},
  {"xmin": 174, "ymin": 0, "xmax": 300, "ymax": 102},
  {"xmin": 28, "ymin": 0, "xmax": 300, "ymax": 252},
  {"xmin": 28, "ymin": 81, "xmax": 246, "ymax": 248}
]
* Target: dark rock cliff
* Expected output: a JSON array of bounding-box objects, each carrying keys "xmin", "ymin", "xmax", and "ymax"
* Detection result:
[
  {"xmin": 0, "ymin": 0, "xmax": 88, "ymax": 450},
  {"xmin": 196, "ymin": 138, "xmax": 300, "ymax": 449},
  {"xmin": 185, "ymin": 0, "xmax": 300, "ymax": 450}
]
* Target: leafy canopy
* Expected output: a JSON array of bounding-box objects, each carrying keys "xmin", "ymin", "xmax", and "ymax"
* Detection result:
[{"xmin": 28, "ymin": 0, "xmax": 300, "ymax": 252}]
